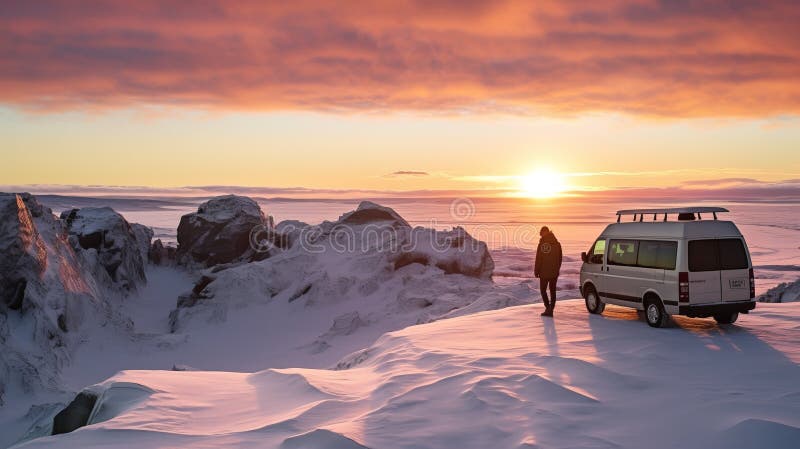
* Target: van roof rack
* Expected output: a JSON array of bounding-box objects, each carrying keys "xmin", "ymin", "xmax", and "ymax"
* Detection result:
[{"xmin": 615, "ymin": 207, "xmax": 729, "ymax": 223}]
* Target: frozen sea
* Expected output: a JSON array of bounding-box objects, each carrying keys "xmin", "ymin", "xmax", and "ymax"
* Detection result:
[{"xmin": 39, "ymin": 195, "xmax": 800, "ymax": 296}]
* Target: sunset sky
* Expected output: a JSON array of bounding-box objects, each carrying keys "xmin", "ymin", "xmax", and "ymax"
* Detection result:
[{"xmin": 2, "ymin": 1, "xmax": 799, "ymax": 200}]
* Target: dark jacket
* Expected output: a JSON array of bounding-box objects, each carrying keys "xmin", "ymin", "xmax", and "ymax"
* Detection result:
[{"xmin": 534, "ymin": 231, "xmax": 563, "ymax": 280}]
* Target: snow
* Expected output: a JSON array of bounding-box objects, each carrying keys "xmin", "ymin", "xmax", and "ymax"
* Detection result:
[
  {"xmin": 14, "ymin": 300, "xmax": 800, "ymax": 449},
  {"xmin": 4, "ymin": 195, "xmax": 799, "ymax": 449},
  {"xmin": 117, "ymin": 266, "xmax": 195, "ymax": 334}
]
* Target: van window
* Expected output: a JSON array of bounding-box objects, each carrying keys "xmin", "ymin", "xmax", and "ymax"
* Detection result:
[
  {"xmin": 637, "ymin": 240, "xmax": 678, "ymax": 270},
  {"xmin": 592, "ymin": 239, "xmax": 606, "ymax": 255},
  {"xmin": 689, "ymin": 239, "xmax": 749, "ymax": 272},
  {"xmin": 608, "ymin": 240, "xmax": 638, "ymax": 266},
  {"xmin": 689, "ymin": 240, "xmax": 719, "ymax": 272},
  {"xmin": 589, "ymin": 239, "xmax": 605, "ymax": 264},
  {"xmin": 719, "ymin": 239, "xmax": 748, "ymax": 270}
]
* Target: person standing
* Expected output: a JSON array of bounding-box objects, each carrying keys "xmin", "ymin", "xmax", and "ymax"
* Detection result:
[{"xmin": 534, "ymin": 226, "xmax": 563, "ymax": 317}]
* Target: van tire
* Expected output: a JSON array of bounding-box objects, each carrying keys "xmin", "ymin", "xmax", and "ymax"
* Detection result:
[
  {"xmin": 644, "ymin": 297, "xmax": 667, "ymax": 328},
  {"xmin": 714, "ymin": 312, "xmax": 739, "ymax": 325},
  {"xmin": 584, "ymin": 286, "xmax": 605, "ymax": 314}
]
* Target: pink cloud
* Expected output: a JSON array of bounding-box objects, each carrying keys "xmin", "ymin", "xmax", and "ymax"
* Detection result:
[{"xmin": 1, "ymin": 0, "xmax": 799, "ymax": 116}]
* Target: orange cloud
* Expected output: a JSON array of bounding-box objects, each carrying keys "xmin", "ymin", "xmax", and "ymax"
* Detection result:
[{"xmin": 1, "ymin": 0, "xmax": 799, "ymax": 116}]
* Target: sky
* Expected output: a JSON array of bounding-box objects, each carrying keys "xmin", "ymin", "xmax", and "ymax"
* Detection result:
[{"xmin": 1, "ymin": 0, "xmax": 799, "ymax": 200}]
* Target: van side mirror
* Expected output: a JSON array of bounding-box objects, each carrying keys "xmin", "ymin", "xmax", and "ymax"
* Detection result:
[{"xmin": 581, "ymin": 252, "xmax": 588, "ymax": 263}]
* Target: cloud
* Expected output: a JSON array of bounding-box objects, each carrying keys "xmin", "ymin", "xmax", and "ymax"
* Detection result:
[
  {"xmin": 577, "ymin": 179, "xmax": 800, "ymax": 202},
  {"xmin": 682, "ymin": 178, "xmax": 765, "ymax": 186},
  {"xmin": 0, "ymin": 183, "xmax": 514, "ymax": 199},
  {"xmin": 388, "ymin": 171, "xmax": 430, "ymax": 177},
  {"xmin": 1, "ymin": 1, "xmax": 799, "ymax": 116}
]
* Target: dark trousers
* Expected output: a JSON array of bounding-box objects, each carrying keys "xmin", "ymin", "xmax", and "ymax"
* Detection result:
[{"xmin": 540, "ymin": 277, "xmax": 558, "ymax": 311}]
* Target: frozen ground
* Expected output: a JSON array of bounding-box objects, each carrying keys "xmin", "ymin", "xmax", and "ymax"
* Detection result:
[{"xmin": 15, "ymin": 300, "xmax": 800, "ymax": 449}]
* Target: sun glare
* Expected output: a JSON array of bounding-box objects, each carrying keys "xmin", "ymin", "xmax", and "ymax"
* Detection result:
[{"xmin": 520, "ymin": 169, "xmax": 568, "ymax": 198}]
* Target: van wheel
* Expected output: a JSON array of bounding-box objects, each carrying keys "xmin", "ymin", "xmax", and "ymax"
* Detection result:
[
  {"xmin": 644, "ymin": 298, "xmax": 666, "ymax": 328},
  {"xmin": 714, "ymin": 312, "xmax": 739, "ymax": 325},
  {"xmin": 584, "ymin": 286, "xmax": 605, "ymax": 314}
]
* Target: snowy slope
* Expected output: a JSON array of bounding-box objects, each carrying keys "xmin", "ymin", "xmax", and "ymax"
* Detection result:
[{"xmin": 16, "ymin": 300, "xmax": 800, "ymax": 449}]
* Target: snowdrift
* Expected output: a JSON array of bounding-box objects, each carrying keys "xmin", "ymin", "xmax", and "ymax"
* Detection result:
[
  {"xmin": 759, "ymin": 279, "xmax": 800, "ymax": 303},
  {"xmin": 19, "ymin": 300, "xmax": 800, "ymax": 449}
]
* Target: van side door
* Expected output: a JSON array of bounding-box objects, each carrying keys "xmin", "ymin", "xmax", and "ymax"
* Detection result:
[
  {"xmin": 583, "ymin": 239, "xmax": 606, "ymax": 294},
  {"xmin": 605, "ymin": 239, "xmax": 645, "ymax": 307}
]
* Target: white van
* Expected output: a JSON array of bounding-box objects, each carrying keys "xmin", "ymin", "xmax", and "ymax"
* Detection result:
[{"xmin": 579, "ymin": 207, "xmax": 755, "ymax": 328}]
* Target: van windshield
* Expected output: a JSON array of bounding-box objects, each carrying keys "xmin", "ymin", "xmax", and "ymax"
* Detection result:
[{"xmin": 688, "ymin": 239, "xmax": 748, "ymax": 272}]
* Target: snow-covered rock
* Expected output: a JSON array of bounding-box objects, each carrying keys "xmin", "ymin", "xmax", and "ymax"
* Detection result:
[
  {"xmin": 0, "ymin": 193, "xmax": 105, "ymax": 406},
  {"xmin": 759, "ymin": 278, "xmax": 800, "ymax": 303},
  {"xmin": 130, "ymin": 224, "xmax": 154, "ymax": 265},
  {"xmin": 395, "ymin": 227, "xmax": 494, "ymax": 279},
  {"xmin": 167, "ymin": 201, "xmax": 496, "ymax": 340},
  {"xmin": 176, "ymin": 195, "xmax": 272, "ymax": 267},
  {"xmin": 148, "ymin": 239, "xmax": 176, "ymax": 266},
  {"xmin": 60, "ymin": 207, "xmax": 150, "ymax": 292},
  {"xmin": 337, "ymin": 200, "xmax": 410, "ymax": 227}
]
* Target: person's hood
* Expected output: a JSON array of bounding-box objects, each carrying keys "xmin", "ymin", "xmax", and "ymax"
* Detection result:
[{"xmin": 540, "ymin": 231, "xmax": 559, "ymax": 244}]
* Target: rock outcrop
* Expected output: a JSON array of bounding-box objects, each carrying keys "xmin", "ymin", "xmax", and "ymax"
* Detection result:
[
  {"xmin": 168, "ymin": 201, "xmax": 496, "ymax": 333},
  {"xmin": 393, "ymin": 227, "xmax": 494, "ymax": 280},
  {"xmin": 337, "ymin": 201, "xmax": 410, "ymax": 227},
  {"xmin": 0, "ymin": 193, "xmax": 104, "ymax": 404},
  {"xmin": 1, "ymin": 193, "xmax": 152, "ymax": 413},
  {"xmin": 759, "ymin": 279, "xmax": 800, "ymax": 303},
  {"xmin": 176, "ymin": 195, "xmax": 272, "ymax": 267},
  {"xmin": 148, "ymin": 239, "xmax": 177, "ymax": 266},
  {"xmin": 60, "ymin": 207, "xmax": 150, "ymax": 292}
]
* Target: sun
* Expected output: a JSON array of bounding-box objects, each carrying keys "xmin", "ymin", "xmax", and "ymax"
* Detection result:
[{"xmin": 519, "ymin": 168, "xmax": 569, "ymax": 198}]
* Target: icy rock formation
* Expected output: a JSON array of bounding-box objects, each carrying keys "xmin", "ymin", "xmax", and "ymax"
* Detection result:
[
  {"xmin": 168, "ymin": 201, "xmax": 496, "ymax": 336},
  {"xmin": 148, "ymin": 239, "xmax": 177, "ymax": 266},
  {"xmin": 0, "ymin": 193, "xmax": 105, "ymax": 404},
  {"xmin": 60, "ymin": 207, "xmax": 150, "ymax": 292},
  {"xmin": 51, "ymin": 391, "xmax": 98, "ymax": 435},
  {"xmin": 759, "ymin": 279, "xmax": 800, "ymax": 303},
  {"xmin": 337, "ymin": 201, "xmax": 410, "ymax": 227},
  {"xmin": 130, "ymin": 224, "xmax": 154, "ymax": 265},
  {"xmin": 395, "ymin": 227, "xmax": 494, "ymax": 280},
  {"xmin": 176, "ymin": 195, "xmax": 276, "ymax": 267}
]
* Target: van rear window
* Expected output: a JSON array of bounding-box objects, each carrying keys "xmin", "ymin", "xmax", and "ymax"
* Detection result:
[
  {"xmin": 689, "ymin": 239, "xmax": 748, "ymax": 272},
  {"xmin": 688, "ymin": 240, "xmax": 719, "ymax": 272},
  {"xmin": 719, "ymin": 239, "xmax": 749, "ymax": 270}
]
